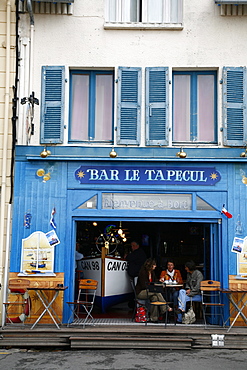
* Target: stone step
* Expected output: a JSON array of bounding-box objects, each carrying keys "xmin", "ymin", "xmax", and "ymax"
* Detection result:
[{"xmin": 69, "ymin": 336, "xmax": 193, "ymax": 349}]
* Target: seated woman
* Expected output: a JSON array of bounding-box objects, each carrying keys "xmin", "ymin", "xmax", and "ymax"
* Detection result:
[
  {"xmin": 159, "ymin": 260, "xmax": 183, "ymax": 309},
  {"xmin": 135, "ymin": 258, "xmax": 172, "ymax": 322},
  {"xmin": 177, "ymin": 260, "xmax": 203, "ymax": 323}
]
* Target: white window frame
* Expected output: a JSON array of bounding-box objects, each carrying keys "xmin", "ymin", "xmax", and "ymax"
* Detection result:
[{"xmin": 104, "ymin": 0, "xmax": 183, "ymax": 30}]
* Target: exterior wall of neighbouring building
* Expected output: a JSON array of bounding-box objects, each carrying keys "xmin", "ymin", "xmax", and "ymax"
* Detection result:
[{"xmin": 0, "ymin": 0, "xmax": 16, "ymax": 322}]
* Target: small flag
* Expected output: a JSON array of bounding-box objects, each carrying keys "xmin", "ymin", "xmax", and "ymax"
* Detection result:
[
  {"xmin": 50, "ymin": 207, "xmax": 57, "ymax": 229},
  {"xmin": 24, "ymin": 212, "xmax": 32, "ymax": 229},
  {"xmin": 221, "ymin": 206, "xmax": 232, "ymax": 219}
]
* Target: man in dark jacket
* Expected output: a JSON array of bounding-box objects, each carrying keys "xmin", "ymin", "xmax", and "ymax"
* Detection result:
[{"xmin": 125, "ymin": 241, "xmax": 147, "ymax": 280}]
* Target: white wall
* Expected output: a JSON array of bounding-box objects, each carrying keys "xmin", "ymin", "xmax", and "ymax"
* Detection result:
[{"xmin": 18, "ymin": 0, "xmax": 247, "ymax": 146}]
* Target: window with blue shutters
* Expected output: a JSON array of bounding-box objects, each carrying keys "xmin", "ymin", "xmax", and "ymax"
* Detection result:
[
  {"xmin": 146, "ymin": 67, "xmax": 169, "ymax": 146},
  {"xmin": 223, "ymin": 67, "xmax": 247, "ymax": 146},
  {"xmin": 40, "ymin": 66, "xmax": 65, "ymax": 144},
  {"xmin": 173, "ymin": 71, "xmax": 217, "ymax": 143},
  {"xmin": 117, "ymin": 67, "xmax": 141, "ymax": 145}
]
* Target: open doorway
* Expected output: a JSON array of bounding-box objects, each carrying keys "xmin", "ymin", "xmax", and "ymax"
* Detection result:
[{"xmin": 75, "ymin": 220, "xmax": 210, "ymax": 282}]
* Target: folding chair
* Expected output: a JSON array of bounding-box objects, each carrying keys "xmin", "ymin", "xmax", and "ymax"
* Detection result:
[
  {"xmin": 130, "ymin": 278, "xmax": 149, "ymax": 324},
  {"xmin": 146, "ymin": 282, "xmax": 171, "ymax": 326},
  {"xmin": 200, "ymin": 280, "xmax": 225, "ymax": 329},
  {"xmin": 67, "ymin": 279, "xmax": 98, "ymax": 328},
  {"xmin": 3, "ymin": 278, "xmax": 31, "ymax": 326}
]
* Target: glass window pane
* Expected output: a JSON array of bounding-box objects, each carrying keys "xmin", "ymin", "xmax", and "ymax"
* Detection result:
[
  {"xmin": 145, "ymin": 0, "xmax": 163, "ymax": 22},
  {"xmin": 129, "ymin": 0, "xmax": 139, "ymax": 21},
  {"xmin": 102, "ymin": 193, "xmax": 192, "ymax": 211},
  {"xmin": 77, "ymin": 195, "xmax": 97, "ymax": 209},
  {"xmin": 173, "ymin": 75, "xmax": 191, "ymax": 141},
  {"xmin": 198, "ymin": 75, "xmax": 215, "ymax": 141},
  {"xmin": 95, "ymin": 75, "xmax": 113, "ymax": 141},
  {"xmin": 196, "ymin": 196, "xmax": 216, "ymax": 211},
  {"xmin": 70, "ymin": 74, "xmax": 89, "ymax": 141}
]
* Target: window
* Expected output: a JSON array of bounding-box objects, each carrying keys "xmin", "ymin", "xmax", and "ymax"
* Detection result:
[
  {"xmin": 69, "ymin": 70, "xmax": 114, "ymax": 142},
  {"xmin": 173, "ymin": 71, "xmax": 217, "ymax": 143},
  {"xmin": 105, "ymin": 0, "xmax": 183, "ymax": 26}
]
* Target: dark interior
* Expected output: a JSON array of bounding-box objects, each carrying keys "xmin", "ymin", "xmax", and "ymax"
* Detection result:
[{"xmin": 76, "ymin": 221, "xmax": 210, "ymax": 281}]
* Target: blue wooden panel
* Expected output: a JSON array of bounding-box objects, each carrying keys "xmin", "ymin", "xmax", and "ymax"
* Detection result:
[
  {"xmin": 117, "ymin": 67, "xmax": 141, "ymax": 145},
  {"xmin": 10, "ymin": 161, "xmax": 68, "ymax": 273},
  {"xmin": 223, "ymin": 67, "xmax": 247, "ymax": 146},
  {"xmin": 146, "ymin": 67, "xmax": 169, "ymax": 146},
  {"xmin": 40, "ymin": 66, "xmax": 65, "ymax": 144}
]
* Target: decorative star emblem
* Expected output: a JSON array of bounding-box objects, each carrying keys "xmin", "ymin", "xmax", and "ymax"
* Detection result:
[
  {"xmin": 210, "ymin": 172, "xmax": 218, "ymax": 180},
  {"xmin": 76, "ymin": 170, "xmax": 85, "ymax": 179}
]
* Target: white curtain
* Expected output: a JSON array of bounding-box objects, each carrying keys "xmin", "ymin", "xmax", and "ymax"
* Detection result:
[
  {"xmin": 197, "ymin": 75, "xmax": 215, "ymax": 142},
  {"xmin": 173, "ymin": 75, "xmax": 190, "ymax": 141},
  {"xmin": 95, "ymin": 75, "xmax": 113, "ymax": 141},
  {"xmin": 70, "ymin": 74, "xmax": 89, "ymax": 141}
]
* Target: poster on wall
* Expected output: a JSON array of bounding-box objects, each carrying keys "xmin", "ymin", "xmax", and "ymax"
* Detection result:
[
  {"xmin": 233, "ymin": 236, "xmax": 247, "ymax": 277},
  {"xmin": 46, "ymin": 230, "xmax": 60, "ymax": 247},
  {"xmin": 231, "ymin": 237, "xmax": 245, "ymax": 254}
]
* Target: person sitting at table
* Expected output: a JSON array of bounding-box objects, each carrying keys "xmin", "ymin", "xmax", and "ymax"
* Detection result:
[
  {"xmin": 135, "ymin": 258, "xmax": 172, "ymax": 323},
  {"xmin": 176, "ymin": 260, "xmax": 203, "ymax": 323},
  {"xmin": 159, "ymin": 260, "xmax": 183, "ymax": 309}
]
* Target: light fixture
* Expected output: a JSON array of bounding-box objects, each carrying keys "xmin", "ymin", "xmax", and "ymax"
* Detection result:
[
  {"xmin": 240, "ymin": 146, "xmax": 247, "ymax": 157},
  {"xmin": 43, "ymin": 173, "xmax": 51, "ymax": 182},
  {"xmin": 36, "ymin": 168, "xmax": 51, "ymax": 182},
  {"xmin": 40, "ymin": 146, "xmax": 51, "ymax": 158},
  {"xmin": 93, "ymin": 221, "xmax": 97, "ymax": 227},
  {"xmin": 36, "ymin": 168, "xmax": 45, "ymax": 177},
  {"xmin": 176, "ymin": 147, "xmax": 187, "ymax": 158},
  {"xmin": 109, "ymin": 147, "xmax": 117, "ymax": 158},
  {"xmin": 118, "ymin": 221, "xmax": 123, "ymax": 235}
]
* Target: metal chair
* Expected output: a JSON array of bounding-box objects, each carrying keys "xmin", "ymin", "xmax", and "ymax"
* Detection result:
[
  {"xmin": 3, "ymin": 278, "xmax": 31, "ymax": 326},
  {"xmin": 67, "ymin": 279, "xmax": 98, "ymax": 328},
  {"xmin": 200, "ymin": 280, "xmax": 225, "ymax": 328},
  {"xmin": 146, "ymin": 282, "xmax": 171, "ymax": 326},
  {"xmin": 130, "ymin": 278, "xmax": 149, "ymax": 324}
]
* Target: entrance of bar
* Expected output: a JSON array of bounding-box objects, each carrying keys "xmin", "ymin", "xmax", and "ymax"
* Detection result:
[
  {"xmin": 76, "ymin": 221, "xmax": 210, "ymax": 280},
  {"xmin": 75, "ymin": 220, "xmax": 216, "ymax": 319}
]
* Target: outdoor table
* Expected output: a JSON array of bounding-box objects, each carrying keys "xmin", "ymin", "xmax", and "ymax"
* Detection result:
[
  {"xmin": 221, "ymin": 288, "xmax": 247, "ymax": 332},
  {"xmin": 28, "ymin": 286, "xmax": 68, "ymax": 330}
]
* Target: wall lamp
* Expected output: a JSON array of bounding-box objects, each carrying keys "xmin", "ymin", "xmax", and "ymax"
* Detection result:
[
  {"xmin": 109, "ymin": 147, "xmax": 117, "ymax": 158},
  {"xmin": 176, "ymin": 147, "xmax": 187, "ymax": 158},
  {"xmin": 40, "ymin": 146, "xmax": 51, "ymax": 158},
  {"xmin": 240, "ymin": 146, "xmax": 247, "ymax": 157},
  {"xmin": 36, "ymin": 168, "xmax": 51, "ymax": 182}
]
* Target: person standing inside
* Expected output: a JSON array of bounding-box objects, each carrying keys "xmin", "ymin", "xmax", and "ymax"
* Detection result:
[
  {"xmin": 125, "ymin": 241, "xmax": 147, "ymax": 281},
  {"xmin": 177, "ymin": 260, "xmax": 203, "ymax": 323},
  {"xmin": 136, "ymin": 258, "xmax": 172, "ymax": 322}
]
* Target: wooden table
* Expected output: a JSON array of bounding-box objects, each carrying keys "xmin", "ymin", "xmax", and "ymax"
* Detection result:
[
  {"xmin": 221, "ymin": 288, "xmax": 247, "ymax": 332},
  {"xmin": 28, "ymin": 286, "xmax": 68, "ymax": 329}
]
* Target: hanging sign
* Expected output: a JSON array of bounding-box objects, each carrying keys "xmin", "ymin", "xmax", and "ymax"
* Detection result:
[{"xmin": 74, "ymin": 166, "xmax": 221, "ymax": 186}]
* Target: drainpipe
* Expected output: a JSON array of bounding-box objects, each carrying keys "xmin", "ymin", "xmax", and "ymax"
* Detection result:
[
  {"xmin": 0, "ymin": 0, "xmax": 11, "ymax": 324},
  {"xmin": 26, "ymin": 0, "xmax": 34, "ymax": 97}
]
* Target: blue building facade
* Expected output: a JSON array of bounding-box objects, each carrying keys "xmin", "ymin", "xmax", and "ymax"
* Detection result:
[{"xmin": 10, "ymin": 145, "xmax": 247, "ymax": 322}]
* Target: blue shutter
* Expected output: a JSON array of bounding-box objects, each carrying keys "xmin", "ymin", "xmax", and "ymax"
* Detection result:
[
  {"xmin": 117, "ymin": 67, "xmax": 141, "ymax": 145},
  {"xmin": 40, "ymin": 66, "xmax": 65, "ymax": 144},
  {"xmin": 146, "ymin": 67, "xmax": 169, "ymax": 146},
  {"xmin": 223, "ymin": 66, "xmax": 247, "ymax": 146}
]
